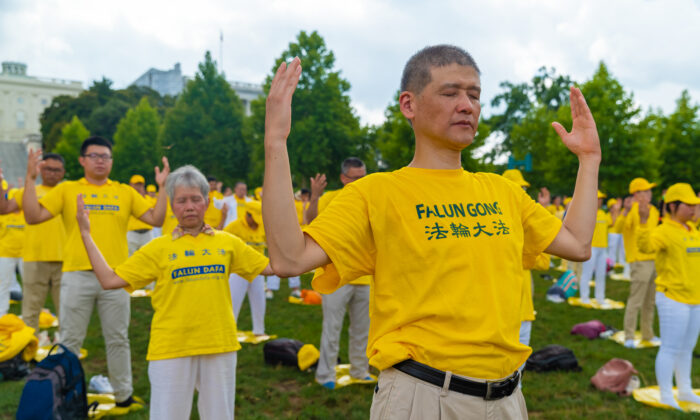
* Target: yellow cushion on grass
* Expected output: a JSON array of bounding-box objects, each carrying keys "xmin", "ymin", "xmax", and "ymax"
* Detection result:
[
  {"xmin": 129, "ymin": 289, "xmax": 152, "ymax": 298},
  {"xmin": 334, "ymin": 364, "xmax": 377, "ymax": 388},
  {"xmin": 568, "ymin": 297, "xmax": 625, "ymax": 309},
  {"xmin": 610, "ymin": 273, "xmax": 631, "ymax": 282},
  {"xmin": 35, "ymin": 346, "xmax": 87, "ymax": 362},
  {"xmin": 609, "ymin": 331, "xmax": 660, "ymax": 348},
  {"xmin": 633, "ymin": 386, "xmax": 700, "ymax": 412},
  {"xmin": 236, "ymin": 331, "xmax": 277, "ymax": 344},
  {"xmin": 87, "ymin": 394, "xmax": 145, "ymax": 418}
]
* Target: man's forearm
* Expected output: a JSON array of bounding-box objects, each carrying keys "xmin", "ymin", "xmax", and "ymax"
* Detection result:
[
  {"xmin": 22, "ymin": 178, "xmax": 44, "ymax": 224},
  {"xmin": 305, "ymin": 197, "xmax": 320, "ymax": 224},
  {"xmin": 561, "ymin": 158, "xmax": 599, "ymax": 247}
]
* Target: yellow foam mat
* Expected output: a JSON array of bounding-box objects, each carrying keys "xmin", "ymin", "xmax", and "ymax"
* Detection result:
[
  {"xmin": 609, "ymin": 331, "xmax": 660, "ymax": 348},
  {"xmin": 35, "ymin": 346, "xmax": 88, "ymax": 362},
  {"xmin": 10, "ymin": 299, "xmax": 19, "ymax": 305},
  {"xmin": 39, "ymin": 310, "xmax": 59, "ymax": 329},
  {"xmin": 87, "ymin": 394, "xmax": 145, "ymax": 418},
  {"xmin": 610, "ymin": 273, "xmax": 631, "ymax": 281},
  {"xmin": 633, "ymin": 386, "xmax": 700, "ymax": 412},
  {"xmin": 130, "ymin": 289, "xmax": 152, "ymax": 298},
  {"xmin": 236, "ymin": 331, "xmax": 277, "ymax": 344},
  {"xmin": 335, "ymin": 364, "xmax": 378, "ymax": 388},
  {"xmin": 568, "ymin": 297, "xmax": 625, "ymax": 309}
]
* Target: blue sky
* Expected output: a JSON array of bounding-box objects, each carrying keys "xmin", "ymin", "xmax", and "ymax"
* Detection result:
[{"xmin": 1, "ymin": 0, "xmax": 699, "ymax": 126}]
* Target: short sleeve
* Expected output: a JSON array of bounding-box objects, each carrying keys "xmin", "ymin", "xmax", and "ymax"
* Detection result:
[
  {"xmin": 38, "ymin": 183, "xmax": 65, "ymax": 217},
  {"xmin": 12, "ymin": 188, "xmax": 24, "ymax": 210},
  {"xmin": 223, "ymin": 220, "xmax": 240, "ymax": 237},
  {"xmin": 228, "ymin": 234, "xmax": 269, "ymax": 281},
  {"xmin": 519, "ymin": 188, "xmax": 563, "ymax": 269},
  {"xmin": 115, "ymin": 240, "xmax": 162, "ymax": 292},
  {"xmin": 303, "ymin": 183, "xmax": 375, "ymax": 293},
  {"xmin": 130, "ymin": 187, "xmax": 152, "ymax": 219}
]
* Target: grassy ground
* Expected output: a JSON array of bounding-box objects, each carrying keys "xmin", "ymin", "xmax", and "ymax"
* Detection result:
[{"xmin": 1, "ymin": 267, "xmax": 699, "ymax": 419}]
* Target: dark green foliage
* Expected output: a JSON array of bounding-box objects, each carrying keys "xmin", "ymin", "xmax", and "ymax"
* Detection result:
[
  {"xmin": 657, "ymin": 91, "xmax": 700, "ymax": 191},
  {"xmin": 112, "ymin": 97, "xmax": 162, "ymax": 184},
  {"xmin": 53, "ymin": 116, "xmax": 90, "ymax": 180}
]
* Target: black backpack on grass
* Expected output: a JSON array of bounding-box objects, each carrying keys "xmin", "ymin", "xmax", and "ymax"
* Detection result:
[
  {"xmin": 525, "ymin": 344, "xmax": 581, "ymax": 372},
  {"xmin": 0, "ymin": 352, "xmax": 30, "ymax": 381},
  {"xmin": 263, "ymin": 338, "xmax": 304, "ymax": 367}
]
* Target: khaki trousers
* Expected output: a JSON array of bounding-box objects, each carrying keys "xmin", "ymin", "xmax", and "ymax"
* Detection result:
[
  {"xmin": 370, "ymin": 368, "xmax": 528, "ymax": 420},
  {"xmin": 127, "ymin": 230, "xmax": 153, "ymax": 256},
  {"xmin": 624, "ymin": 260, "xmax": 657, "ymax": 341},
  {"xmin": 21, "ymin": 261, "xmax": 62, "ymax": 333},
  {"xmin": 60, "ymin": 271, "xmax": 133, "ymax": 401}
]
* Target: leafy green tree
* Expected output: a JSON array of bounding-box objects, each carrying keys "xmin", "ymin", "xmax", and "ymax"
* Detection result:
[
  {"xmin": 159, "ymin": 51, "xmax": 247, "ymax": 186},
  {"xmin": 247, "ymin": 31, "xmax": 365, "ymax": 189},
  {"xmin": 657, "ymin": 90, "xmax": 700, "ymax": 190},
  {"xmin": 112, "ymin": 97, "xmax": 162, "ymax": 183},
  {"xmin": 54, "ymin": 116, "xmax": 90, "ymax": 180}
]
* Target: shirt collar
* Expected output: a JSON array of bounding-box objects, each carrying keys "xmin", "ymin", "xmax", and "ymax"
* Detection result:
[
  {"xmin": 78, "ymin": 177, "xmax": 113, "ymax": 186},
  {"xmin": 171, "ymin": 224, "xmax": 215, "ymax": 240}
]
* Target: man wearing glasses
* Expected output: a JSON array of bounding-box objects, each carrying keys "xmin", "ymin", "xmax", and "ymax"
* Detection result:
[{"xmin": 22, "ymin": 136, "xmax": 169, "ymax": 412}]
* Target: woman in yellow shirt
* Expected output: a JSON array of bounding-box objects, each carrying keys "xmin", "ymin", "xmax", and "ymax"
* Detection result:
[
  {"xmin": 638, "ymin": 183, "xmax": 700, "ymax": 410},
  {"xmin": 0, "ymin": 188, "xmax": 25, "ymax": 316},
  {"xmin": 77, "ymin": 165, "xmax": 273, "ymax": 420}
]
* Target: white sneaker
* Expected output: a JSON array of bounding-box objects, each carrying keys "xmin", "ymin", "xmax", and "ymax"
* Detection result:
[
  {"xmin": 290, "ymin": 289, "xmax": 301, "ymax": 298},
  {"xmin": 599, "ymin": 302, "xmax": 612, "ymax": 309},
  {"xmin": 649, "ymin": 336, "xmax": 661, "ymax": 346},
  {"xmin": 624, "ymin": 339, "xmax": 636, "ymax": 348},
  {"xmin": 89, "ymin": 375, "xmax": 114, "ymax": 394},
  {"xmin": 580, "ymin": 298, "xmax": 592, "ymax": 305},
  {"xmin": 265, "ymin": 290, "xmax": 274, "ymax": 300}
]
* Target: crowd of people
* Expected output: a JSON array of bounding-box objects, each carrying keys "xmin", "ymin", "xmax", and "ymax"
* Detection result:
[{"xmin": 0, "ymin": 44, "xmax": 699, "ymax": 419}]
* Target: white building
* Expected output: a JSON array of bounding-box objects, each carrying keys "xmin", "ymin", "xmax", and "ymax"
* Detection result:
[{"xmin": 0, "ymin": 62, "xmax": 83, "ymax": 144}]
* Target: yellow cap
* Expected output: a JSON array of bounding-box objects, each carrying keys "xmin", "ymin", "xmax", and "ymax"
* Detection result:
[
  {"xmin": 130, "ymin": 175, "xmax": 146, "ymax": 184},
  {"xmin": 629, "ymin": 178, "xmax": 656, "ymax": 194},
  {"xmin": 665, "ymin": 183, "xmax": 700, "ymax": 205},
  {"xmin": 607, "ymin": 198, "xmax": 618, "ymax": 208},
  {"xmin": 564, "ymin": 197, "xmax": 573, "ymax": 206},
  {"xmin": 244, "ymin": 200, "xmax": 263, "ymax": 225},
  {"xmin": 1, "ymin": 179, "xmax": 7, "ymax": 191},
  {"xmin": 502, "ymin": 169, "xmax": 530, "ymax": 187},
  {"xmin": 597, "ymin": 190, "xmax": 606, "ymax": 199},
  {"xmin": 297, "ymin": 344, "xmax": 320, "ymax": 371},
  {"xmin": 146, "ymin": 184, "xmax": 157, "ymax": 193}
]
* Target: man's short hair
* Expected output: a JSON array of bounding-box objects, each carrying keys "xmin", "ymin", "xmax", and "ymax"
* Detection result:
[
  {"xmin": 207, "ymin": 176, "xmax": 217, "ymax": 183},
  {"xmin": 234, "ymin": 181, "xmax": 246, "ymax": 188},
  {"xmin": 400, "ymin": 45, "xmax": 481, "ymax": 94},
  {"xmin": 80, "ymin": 136, "xmax": 113, "ymax": 156},
  {"xmin": 42, "ymin": 153, "xmax": 65, "ymax": 166},
  {"xmin": 341, "ymin": 157, "xmax": 365, "ymax": 175}
]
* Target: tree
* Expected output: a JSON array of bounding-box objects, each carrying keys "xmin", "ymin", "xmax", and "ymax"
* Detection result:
[
  {"xmin": 54, "ymin": 116, "xmax": 90, "ymax": 180},
  {"xmin": 159, "ymin": 51, "xmax": 247, "ymax": 186},
  {"xmin": 247, "ymin": 31, "xmax": 365, "ymax": 189},
  {"xmin": 657, "ymin": 90, "xmax": 700, "ymax": 190},
  {"xmin": 112, "ymin": 97, "xmax": 162, "ymax": 183},
  {"xmin": 374, "ymin": 92, "xmax": 414, "ymax": 171}
]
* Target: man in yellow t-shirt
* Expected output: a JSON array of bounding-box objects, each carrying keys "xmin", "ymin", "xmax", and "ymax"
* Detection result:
[
  {"xmin": 215, "ymin": 181, "xmax": 252, "ymax": 227},
  {"xmin": 76, "ymin": 165, "xmax": 273, "ymax": 419},
  {"xmin": 126, "ymin": 174, "xmax": 156, "ymax": 255},
  {"xmin": 203, "ymin": 176, "xmax": 226, "ymax": 229},
  {"xmin": 0, "ymin": 187, "xmax": 25, "ymax": 316},
  {"xmin": 579, "ymin": 190, "xmax": 613, "ymax": 306},
  {"xmin": 262, "ymin": 46, "xmax": 601, "ymax": 417},
  {"xmin": 21, "ymin": 137, "xmax": 169, "ymax": 410},
  {"xmin": 620, "ymin": 178, "xmax": 661, "ymax": 348},
  {"xmin": 224, "ymin": 201, "xmax": 268, "ymax": 335},
  {"xmin": 304, "ymin": 157, "xmax": 372, "ymax": 389},
  {"xmin": 0, "ymin": 154, "xmax": 66, "ymax": 331}
]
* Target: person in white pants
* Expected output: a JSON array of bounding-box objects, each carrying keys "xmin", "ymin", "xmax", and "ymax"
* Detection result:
[
  {"xmin": 0, "ymin": 188, "xmax": 25, "ymax": 315},
  {"xmin": 638, "ymin": 183, "xmax": 700, "ymax": 410},
  {"xmin": 580, "ymin": 191, "xmax": 612, "ymax": 307}
]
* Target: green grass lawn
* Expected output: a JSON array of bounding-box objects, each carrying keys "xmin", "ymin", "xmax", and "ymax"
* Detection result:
[{"xmin": 1, "ymin": 268, "xmax": 699, "ymax": 419}]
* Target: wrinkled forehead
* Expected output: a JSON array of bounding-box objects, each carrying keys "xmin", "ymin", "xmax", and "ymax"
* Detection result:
[{"xmin": 173, "ymin": 185, "xmax": 206, "ymax": 201}]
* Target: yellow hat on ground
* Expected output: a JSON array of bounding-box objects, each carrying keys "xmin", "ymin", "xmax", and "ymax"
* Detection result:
[
  {"xmin": 597, "ymin": 190, "xmax": 606, "ymax": 198},
  {"xmin": 146, "ymin": 184, "xmax": 157, "ymax": 193},
  {"xmin": 244, "ymin": 200, "xmax": 263, "ymax": 225},
  {"xmin": 664, "ymin": 183, "xmax": 700, "ymax": 205},
  {"xmin": 607, "ymin": 198, "xmax": 618, "ymax": 208},
  {"xmin": 629, "ymin": 178, "xmax": 656, "ymax": 194},
  {"xmin": 297, "ymin": 344, "xmax": 320, "ymax": 370},
  {"xmin": 129, "ymin": 175, "xmax": 145, "ymax": 184},
  {"xmin": 564, "ymin": 197, "xmax": 573, "ymax": 206},
  {"xmin": 502, "ymin": 169, "xmax": 530, "ymax": 187}
]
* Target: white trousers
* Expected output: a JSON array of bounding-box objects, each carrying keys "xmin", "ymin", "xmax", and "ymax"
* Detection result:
[
  {"xmin": 316, "ymin": 284, "xmax": 371, "ymax": 383},
  {"xmin": 580, "ymin": 247, "xmax": 607, "ymax": 302},
  {"xmin": 266, "ymin": 275, "xmax": 300, "ymax": 290},
  {"xmin": 0, "ymin": 257, "xmax": 23, "ymax": 315},
  {"xmin": 148, "ymin": 352, "xmax": 237, "ymax": 420},
  {"xmin": 230, "ymin": 274, "xmax": 266, "ymax": 335},
  {"xmin": 655, "ymin": 292, "xmax": 700, "ymax": 399}
]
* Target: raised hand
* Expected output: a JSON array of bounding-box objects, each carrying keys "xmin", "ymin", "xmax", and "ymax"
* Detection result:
[
  {"xmin": 552, "ymin": 87, "xmax": 601, "ymax": 162},
  {"xmin": 76, "ymin": 194, "xmax": 91, "ymax": 234},
  {"xmin": 310, "ymin": 173, "xmax": 327, "ymax": 199},
  {"xmin": 265, "ymin": 57, "xmax": 302, "ymax": 145},
  {"xmin": 155, "ymin": 156, "xmax": 170, "ymax": 188},
  {"xmin": 26, "ymin": 149, "xmax": 44, "ymax": 181},
  {"xmin": 537, "ymin": 187, "xmax": 551, "ymax": 207}
]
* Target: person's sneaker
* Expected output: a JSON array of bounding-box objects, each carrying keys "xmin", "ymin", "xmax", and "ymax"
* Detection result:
[
  {"xmin": 88, "ymin": 374, "xmax": 114, "ymax": 394},
  {"xmin": 319, "ymin": 381, "xmax": 335, "ymax": 390},
  {"xmin": 624, "ymin": 339, "xmax": 636, "ymax": 348},
  {"xmin": 115, "ymin": 395, "xmax": 145, "ymax": 412},
  {"xmin": 352, "ymin": 375, "xmax": 376, "ymax": 383},
  {"xmin": 649, "ymin": 336, "xmax": 661, "ymax": 346},
  {"xmin": 290, "ymin": 289, "xmax": 301, "ymax": 298},
  {"xmin": 599, "ymin": 302, "xmax": 612, "ymax": 309},
  {"xmin": 265, "ymin": 289, "xmax": 274, "ymax": 300},
  {"xmin": 580, "ymin": 298, "xmax": 592, "ymax": 305}
]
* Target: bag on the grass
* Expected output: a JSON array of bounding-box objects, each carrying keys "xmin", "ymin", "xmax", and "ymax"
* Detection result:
[
  {"xmin": 263, "ymin": 338, "xmax": 305, "ymax": 367},
  {"xmin": 555, "ymin": 270, "xmax": 579, "ymax": 298},
  {"xmin": 571, "ymin": 320, "xmax": 607, "ymax": 340},
  {"xmin": 525, "ymin": 344, "xmax": 581, "ymax": 372},
  {"xmin": 591, "ymin": 358, "xmax": 638, "ymax": 396},
  {"xmin": 16, "ymin": 344, "xmax": 88, "ymax": 420},
  {"xmin": 0, "ymin": 352, "xmax": 30, "ymax": 381}
]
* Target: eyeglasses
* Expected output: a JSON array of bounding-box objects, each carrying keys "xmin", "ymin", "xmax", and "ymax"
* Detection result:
[{"xmin": 83, "ymin": 153, "xmax": 112, "ymax": 161}]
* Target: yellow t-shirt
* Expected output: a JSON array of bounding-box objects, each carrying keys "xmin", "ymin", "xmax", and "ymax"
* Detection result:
[
  {"xmin": 546, "ymin": 204, "xmax": 565, "ymax": 220},
  {"xmin": 14, "ymin": 186, "xmax": 66, "ymax": 262},
  {"xmin": 128, "ymin": 195, "xmax": 157, "ymax": 231},
  {"xmin": 591, "ymin": 209, "xmax": 612, "ymax": 248},
  {"xmin": 638, "ymin": 220, "xmax": 700, "ymax": 305},
  {"xmin": 304, "ymin": 167, "xmax": 562, "ymax": 379},
  {"xmin": 621, "ymin": 203, "xmax": 659, "ymax": 262},
  {"xmin": 0, "ymin": 211, "xmax": 25, "ymax": 258},
  {"xmin": 521, "ymin": 253, "xmax": 551, "ymax": 322},
  {"xmin": 223, "ymin": 219, "xmax": 266, "ymax": 255},
  {"xmin": 295, "ymin": 200, "xmax": 307, "ymax": 226},
  {"xmin": 114, "ymin": 231, "xmax": 269, "ymax": 360},
  {"xmin": 204, "ymin": 192, "xmax": 224, "ymax": 228},
  {"xmin": 39, "ymin": 178, "xmax": 152, "ymax": 271}
]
